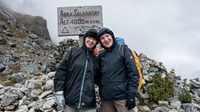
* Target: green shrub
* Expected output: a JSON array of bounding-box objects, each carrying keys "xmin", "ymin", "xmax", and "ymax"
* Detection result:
[
  {"xmin": 147, "ymin": 72, "xmax": 174, "ymax": 103},
  {"xmin": 178, "ymin": 88, "xmax": 192, "ymax": 103}
]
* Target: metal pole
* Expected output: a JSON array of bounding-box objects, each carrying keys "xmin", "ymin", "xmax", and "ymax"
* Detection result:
[{"xmin": 79, "ymin": 35, "xmax": 84, "ymax": 47}]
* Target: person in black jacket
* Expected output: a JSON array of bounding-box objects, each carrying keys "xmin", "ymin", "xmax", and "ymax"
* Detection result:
[
  {"xmin": 97, "ymin": 28, "xmax": 139, "ymax": 112},
  {"xmin": 54, "ymin": 29, "xmax": 99, "ymax": 112}
]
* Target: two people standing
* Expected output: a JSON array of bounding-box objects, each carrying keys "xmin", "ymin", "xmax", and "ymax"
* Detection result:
[{"xmin": 54, "ymin": 28, "xmax": 139, "ymax": 112}]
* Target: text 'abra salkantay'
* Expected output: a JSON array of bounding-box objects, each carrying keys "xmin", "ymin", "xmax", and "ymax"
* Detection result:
[{"xmin": 60, "ymin": 9, "xmax": 100, "ymax": 17}]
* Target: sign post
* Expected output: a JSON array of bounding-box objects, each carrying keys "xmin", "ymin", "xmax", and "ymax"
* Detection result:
[{"xmin": 57, "ymin": 5, "xmax": 103, "ymax": 46}]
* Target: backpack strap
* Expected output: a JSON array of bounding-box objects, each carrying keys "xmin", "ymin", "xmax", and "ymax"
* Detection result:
[{"xmin": 119, "ymin": 44, "xmax": 126, "ymax": 59}]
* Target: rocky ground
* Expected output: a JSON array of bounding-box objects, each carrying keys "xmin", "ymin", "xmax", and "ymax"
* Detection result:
[{"xmin": 0, "ymin": 3, "xmax": 200, "ymax": 112}]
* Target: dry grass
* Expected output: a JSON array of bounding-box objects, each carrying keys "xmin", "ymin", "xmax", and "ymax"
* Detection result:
[{"xmin": 9, "ymin": 64, "xmax": 20, "ymax": 73}]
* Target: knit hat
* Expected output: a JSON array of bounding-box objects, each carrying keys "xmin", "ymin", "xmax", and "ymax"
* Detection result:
[
  {"xmin": 83, "ymin": 29, "xmax": 98, "ymax": 49},
  {"xmin": 97, "ymin": 28, "xmax": 115, "ymax": 41},
  {"xmin": 84, "ymin": 29, "xmax": 98, "ymax": 40}
]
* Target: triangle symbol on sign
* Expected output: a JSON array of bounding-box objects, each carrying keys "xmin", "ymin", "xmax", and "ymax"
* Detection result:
[{"xmin": 62, "ymin": 27, "xmax": 69, "ymax": 33}]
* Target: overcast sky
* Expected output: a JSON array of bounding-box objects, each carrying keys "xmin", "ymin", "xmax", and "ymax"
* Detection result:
[{"xmin": 1, "ymin": 0, "xmax": 200, "ymax": 80}]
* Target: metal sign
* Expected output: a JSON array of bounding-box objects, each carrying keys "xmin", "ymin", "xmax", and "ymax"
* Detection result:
[{"xmin": 57, "ymin": 5, "xmax": 103, "ymax": 36}]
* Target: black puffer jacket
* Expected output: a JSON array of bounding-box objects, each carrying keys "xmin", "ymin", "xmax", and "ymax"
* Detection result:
[
  {"xmin": 99, "ymin": 42, "xmax": 139, "ymax": 100},
  {"xmin": 54, "ymin": 29, "xmax": 99, "ymax": 109},
  {"xmin": 54, "ymin": 47, "xmax": 99, "ymax": 109}
]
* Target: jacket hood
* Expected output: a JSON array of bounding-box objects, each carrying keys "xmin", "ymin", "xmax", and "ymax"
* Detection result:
[
  {"xmin": 97, "ymin": 28, "xmax": 116, "ymax": 50},
  {"xmin": 82, "ymin": 29, "xmax": 98, "ymax": 50}
]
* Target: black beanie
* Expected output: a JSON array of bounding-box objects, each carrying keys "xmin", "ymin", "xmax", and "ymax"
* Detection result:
[
  {"xmin": 82, "ymin": 29, "xmax": 98, "ymax": 49},
  {"xmin": 84, "ymin": 29, "xmax": 98, "ymax": 40},
  {"xmin": 97, "ymin": 28, "xmax": 115, "ymax": 41}
]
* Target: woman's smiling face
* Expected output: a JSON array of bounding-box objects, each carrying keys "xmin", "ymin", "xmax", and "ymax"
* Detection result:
[{"xmin": 85, "ymin": 36, "xmax": 97, "ymax": 48}]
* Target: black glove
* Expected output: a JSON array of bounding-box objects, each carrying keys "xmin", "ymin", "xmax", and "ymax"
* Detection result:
[{"xmin": 125, "ymin": 96, "xmax": 136, "ymax": 110}]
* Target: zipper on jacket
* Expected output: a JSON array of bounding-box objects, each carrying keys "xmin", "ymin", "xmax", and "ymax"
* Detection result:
[{"xmin": 78, "ymin": 51, "xmax": 89, "ymax": 109}]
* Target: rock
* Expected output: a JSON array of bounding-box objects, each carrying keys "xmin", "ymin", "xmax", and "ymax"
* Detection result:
[
  {"xmin": 1, "ymin": 93, "xmax": 18, "ymax": 107},
  {"xmin": 0, "ymin": 37, "xmax": 6, "ymax": 45},
  {"xmin": 15, "ymin": 105, "xmax": 28, "ymax": 112}
]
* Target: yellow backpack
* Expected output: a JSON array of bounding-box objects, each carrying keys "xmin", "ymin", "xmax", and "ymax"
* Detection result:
[{"xmin": 119, "ymin": 44, "xmax": 143, "ymax": 91}]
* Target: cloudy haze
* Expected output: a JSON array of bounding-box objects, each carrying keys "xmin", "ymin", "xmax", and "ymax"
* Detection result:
[{"xmin": 1, "ymin": 0, "xmax": 200, "ymax": 80}]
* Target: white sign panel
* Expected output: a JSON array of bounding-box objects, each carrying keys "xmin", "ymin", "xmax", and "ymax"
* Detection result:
[{"xmin": 57, "ymin": 5, "xmax": 103, "ymax": 36}]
